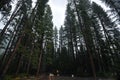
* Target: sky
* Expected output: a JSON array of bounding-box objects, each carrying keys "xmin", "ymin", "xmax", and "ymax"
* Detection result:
[
  {"xmin": 48, "ymin": 0, "xmax": 67, "ymax": 28},
  {"xmin": 48, "ymin": 0, "xmax": 108, "ymax": 29}
]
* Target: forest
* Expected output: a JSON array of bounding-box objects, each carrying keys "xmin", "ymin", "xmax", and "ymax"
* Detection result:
[{"xmin": 0, "ymin": 0, "xmax": 120, "ymax": 80}]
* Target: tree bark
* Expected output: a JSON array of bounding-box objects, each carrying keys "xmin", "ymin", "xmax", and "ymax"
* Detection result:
[
  {"xmin": 27, "ymin": 43, "xmax": 34, "ymax": 74},
  {"xmin": 0, "ymin": 15, "xmax": 22, "ymax": 69},
  {"xmin": 73, "ymin": 0, "xmax": 97, "ymax": 80},
  {"xmin": 36, "ymin": 33, "xmax": 44, "ymax": 77},
  {"xmin": 15, "ymin": 54, "xmax": 23, "ymax": 75},
  {"xmin": 0, "ymin": 3, "xmax": 21, "ymax": 38},
  {"xmin": 0, "ymin": 35, "xmax": 23, "ymax": 78}
]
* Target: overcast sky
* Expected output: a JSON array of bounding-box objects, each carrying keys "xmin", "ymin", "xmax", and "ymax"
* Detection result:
[
  {"xmin": 48, "ymin": 0, "xmax": 108, "ymax": 29},
  {"xmin": 48, "ymin": 0, "xmax": 67, "ymax": 28}
]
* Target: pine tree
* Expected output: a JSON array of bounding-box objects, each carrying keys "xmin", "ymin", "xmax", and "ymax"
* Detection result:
[
  {"xmin": 64, "ymin": 3, "xmax": 76, "ymax": 62},
  {"xmin": 42, "ymin": 4, "xmax": 54, "ymax": 73},
  {"xmin": 53, "ymin": 26, "xmax": 58, "ymax": 53},
  {"xmin": 69, "ymin": 0, "xmax": 97, "ymax": 79},
  {"xmin": 0, "ymin": 0, "xmax": 12, "ymax": 15},
  {"xmin": 0, "ymin": 0, "xmax": 32, "ymax": 78},
  {"xmin": 92, "ymin": 2, "xmax": 119, "ymax": 68},
  {"xmin": 100, "ymin": 0, "xmax": 120, "ymax": 20},
  {"xmin": 59, "ymin": 26, "xmax": 67, "ymax": 49}
]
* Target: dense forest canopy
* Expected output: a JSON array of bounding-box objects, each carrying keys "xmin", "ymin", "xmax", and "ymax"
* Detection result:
[{"xmin": 0, "ymin": 0, "xmax": 120, "ymax": 80}]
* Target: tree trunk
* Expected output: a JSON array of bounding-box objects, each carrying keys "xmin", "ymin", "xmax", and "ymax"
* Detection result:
[
  {"xmin": 73, "ymin": 0, "xmax": 97, "ymax": 80},
  {"xmin": 0, "ymin": 35, "xmax": 23, "ymax": 78},
  {"xmin": 27, "ymin": 43, "xmax": 34, "ymax": 74},
  {"xmin": 0, "ymin": 15, "xmax": 22, "ymax": 70},
  {"xmin": 15, "ymin": 54, "xmax": 23, "ymax": 75},
  {"xmin": 109, "ymin": 0, "xmax": 120, "ymax": 17},
  {"xmin": 0, "ymin": 3, "xmax": 20, "ymax": 38},
  {"xmin": 36, "ymin": 33, "xmax": 44, "ymax": 77}
]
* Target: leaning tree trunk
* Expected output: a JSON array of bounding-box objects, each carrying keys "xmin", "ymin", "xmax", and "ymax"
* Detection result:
[
  {"xmin": 73, "ymin": 0, "xmax": 97, "ymax": 80},
  {"xmin": 15, "ymin": 54, "xmax": 23, "ymax": 75},
  {"xmin": 0, "ymin": 15, "xmax": 22, "ymax": 71},
  {"xmin": 98, "ymin": 15, "xmax": 117, "ymax": 71},
  {"xmin": 0, "ymin": 34, "xmax": 23, "ymax": 78},
  {"xmin": 27, "ymin": 42, "xmax": 34, "ymax": 74},
  {"xmin": 15, "ymin": 34, "xmax": 29, "ymax": 75},
  {"xmin": 36, "ymin": 33, "xmax": 44, "ymax": 77},
  {"xmin": 0, "ymin": 3, "xmax": 21, "ymax": 38},
  {"xmin": 109, "ymin": 0, "xmax": 120, "ymax": 18}
]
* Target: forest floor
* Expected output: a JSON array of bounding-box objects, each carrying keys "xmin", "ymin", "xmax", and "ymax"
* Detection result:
[
  {"xmin": 11, "ymin": 76, "xmax": 115, "ymax": 80},
  {"xmin": 54, "ymin": 77, "xmax": 115, "ymax": 80}
]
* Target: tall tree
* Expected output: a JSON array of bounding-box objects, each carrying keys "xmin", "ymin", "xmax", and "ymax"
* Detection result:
[
  {"xmin": 100, "ymin": 0, "xmax": 120, "ymax": 20},
  {"xmin": 53, "ymin": 26, "xmax": 58, "ymax": 53},
  {"xmin": 92, "ymin": 2, "xmax": 120, "ymax": 77},
  {"xmin": 70, "ymin": 0, "xmax": 97, "ymax": 79},
  {"xmin": 0, "ymin": 0, "xmax": 32, "ymax": 78}
]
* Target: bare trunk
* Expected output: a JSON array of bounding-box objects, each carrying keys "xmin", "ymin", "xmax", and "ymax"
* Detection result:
[
  {"xmin": 15, "ymin": 54, "xmax": 23, "ymax": 75},
  {"xmin": 27, "ymin": 44, "xmax": 34, "ymax": 74},
  {"xmin": 73, "ymin": 0, "xmax": 96, "ymax": 80},
  {"xmin": 36, "ymin": 51, "xmax": 43, "ymax": 77},
  {"xmin": 0, "ymin": 35, "xmax": 22, "ymax": 78},
  {"xmin": 0, "ymin": 3, "xmax": 20, "ymax": 38},
  {"xmin": 0, "ymin": 15, "xmax": 22, "ymax": 70},
  {"xmin": 36, "ymin": 33, "xmax": 44, "ymax": 77}
]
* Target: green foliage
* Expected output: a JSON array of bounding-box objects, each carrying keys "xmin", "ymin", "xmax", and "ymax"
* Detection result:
[
  {"xmin": 0, "ymin": 0, "xmax": 119, "ymax": 79},
  {"xmin": 96, "ymin": 72, "xmax": 114, "ymax": 78},
  {"xmin": 16, "ymin": 73, "xmax": 29, "ymax": 78},
  {"xmin": 4, "ymin": 75, "xmax": 13, "ymax": 80}
]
